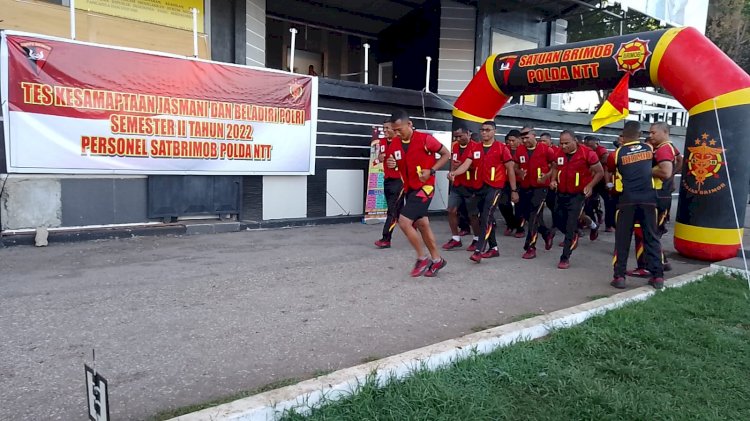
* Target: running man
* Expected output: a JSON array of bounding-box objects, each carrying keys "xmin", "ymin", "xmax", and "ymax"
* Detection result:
[
  {"xmin": 374, "ymin": 120, "xmax": 404, "ymax": 249},
  {"xmin": 385, "ymin": 110, "xmax": 450, "ymax": 277},
  {"xmin": 549, "ymin": 130, "xmax": 603, "ymax": 269},
  {"xmin": 470, "ymin": 121, "xmax": 519, "ymax": 263},
  {"xmin": 516, "ymin": 126, "xmax": 556, "ymax": 259}
]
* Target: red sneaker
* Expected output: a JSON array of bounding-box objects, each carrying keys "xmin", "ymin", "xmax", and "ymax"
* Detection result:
[
  {"xmin": 424, "ymin": 258, "xmax": 447, "ymax": 277},
  {"xmin": 410, "ymin": 258, "xmax": 430, "ymax": 277},
  {"xmin": 466, "ymin": 240, "xmax": 479, "ymax": 252},
  {"xmin": 626, "ymin": 268, "xmax": 651, "ymax": 278},
  {"xmin": 458, "ymin": 229, "xmax": 470, "ymax": 236},
  {"xmin": 648, "ymin": 277, "xmax": 665, "ymax": 289},
  {"xmin": 544, "ymin": 232, "xmax": 555, "ymax": 250},
  {"xmin": 557, "ymin": 259, "xmax": 570, "ymax": 269},
  {"xmin": 469, "ymin": 251, "xmax": 482, "ymax": 263},
  {"xmin": 522, "ymin": 248, "xmax": 537, "ymax": 259},
  {"xmin": 503, "ymin": 228, "xmax": 513, "ymax": 236},
  {"xmin": 374, "ymin": 239, "xmax": 391, "ymax": 249},
  {"xmin": 481, "ymin": 248, "xmax": 499, "ymax": 258},
  {"xmin": 590, "ymin": 228, "xmax": 599, "ymax": 241},
  {"xmin": 610, "ymin": 277, "xmax": 627, "ymax": 289},
  {"xmin": 442, "ymin": 239, "xmax": 463, "ymax": 250},
  {"xmin": 514, "ymin": 230, "xmax": 525, "ymax": 238}
]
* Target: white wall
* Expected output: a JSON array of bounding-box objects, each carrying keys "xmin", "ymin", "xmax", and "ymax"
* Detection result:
[
  {"xmin": 326, "ymin": 170, "xmax": 364, "ymax": 216},
  {"xmin": 262, "ymin": 176, "xmax": 307, "ymax": 220}
]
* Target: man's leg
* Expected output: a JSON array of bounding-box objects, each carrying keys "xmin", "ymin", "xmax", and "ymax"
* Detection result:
[
  {"xmin": 499, "ymin": 196, "xmax": 517, "ymax": 235},
  {"xmin": 546, "ymin": 189, "xmax": 558, "ymax": 229},
  {"xmin": 523, "ymin": 188, "xmax": 548, "ymax": 256},
  {"xmin": 379, "ymin": 179, "xmax": 403, "ymax": 244},
  {"xmin": 559, "ymin": 194, "xmax": 585, "ymax": 266},
  {"xmin": 657, "ymin": 198, "xmax": 672, "ymax": 270},
  {"xmin": 398, "ymin": 213, "xmax": 426, "ymax": 259},
  {"xmin": 638, "ymin": 204, "xmax": 665, "ymax": 287},
  {"xmin": 417, "ymin": 217, "xmax": 440, "ymax": 260},
  {"xmin": 443, "ymin": 190, "xmax": 463, "ymax": 249},
  {"xmin": 398, "ymin": 189, "xmax": 445, "ymax": 277},
  {"xmin": 472, "ymin": 187, "xmax": 501, "ymax": 262},
  {"xmin": 458, "ymin": 201, "xmax": 471, "ymax": 234},
  {"xmin": 612, "ymin": 204, "xmax": 636, "ymax": 287},
  {"xmin": 466, "ymin": 190, "xmax": 483, "ymax": 246},
  {"xmin": 630, "ymin": 222, "xmax": 650, "ymax": 276},
  {"xmin": 605, "ymin": 193, "xmax": 618, "ymax": 230}
]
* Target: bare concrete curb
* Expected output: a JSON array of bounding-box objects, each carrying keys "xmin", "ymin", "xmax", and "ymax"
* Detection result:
[{"xmin": 170, "ymin": 266, "xmax": 719, "ymax": 421}]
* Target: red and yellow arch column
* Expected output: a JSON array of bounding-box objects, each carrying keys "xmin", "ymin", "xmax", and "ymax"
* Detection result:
[{"xmin": 452, "ymin": 27, "xmax": 750, "ymax": 261}]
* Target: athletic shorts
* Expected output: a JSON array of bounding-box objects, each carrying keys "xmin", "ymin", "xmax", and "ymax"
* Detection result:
[
  {"xmin": 448, "ymin": 185, "xmax": 480, "ymax": 216},
  {"xmin": 401, "ymin": 187, "xmax": 434, "ymax": 221}
]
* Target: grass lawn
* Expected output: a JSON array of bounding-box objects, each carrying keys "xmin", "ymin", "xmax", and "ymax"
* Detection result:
[{"xmin": 284, "ymin": 273, "xmax": 750, "ymax": 420}]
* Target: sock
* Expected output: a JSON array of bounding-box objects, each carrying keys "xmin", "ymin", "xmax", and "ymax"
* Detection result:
[
  {"xmin": 591, "ymin": 222, "xmax": 598, "ymax": 230},
  {"xmin": 419, "ymin": 255, "xmax": 428, "ymax": 261},
  {"xmin": 452, "ymin": 235, "xmax": 460, "ymax": 241},
  {"xmin": 473, "ymin": 236, "xmax": 479, "ymax": 241},
  {"xmin": 433, "ymin": 257, "xmax": 442, "ymax": 263}
]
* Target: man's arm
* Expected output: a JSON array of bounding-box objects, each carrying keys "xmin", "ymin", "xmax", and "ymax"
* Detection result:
[
  {"xmin": 584, "ymin": 163, "xmax": 604, "ymax": 197},
  {"xmin": 652, "ymin": 161, "xmax": 674, "ymax": 181},
  {"xmin": 674, "ymin": 154, "xmax": 683, "ymax": 175},
  {"xmin": 505, "ymin": 161, "xmax": 519, "ymax": 203},
  {"xmin": 549, "ymin": 162, "xmax": 559, "ymax": 190},
  {"xmin": 449, "ymin": 158, "xmax": 473, "ymax": 181},
  {"xmin": 420, "ymin": 145, "xmax": 451, "ymax": 182}
]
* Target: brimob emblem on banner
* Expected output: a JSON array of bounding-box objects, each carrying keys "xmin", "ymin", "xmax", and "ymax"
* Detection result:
[
  {"xmin": 289, "ymin": 82, "xmax": 304, "ymax": 100},
  {"xmin": 20, "ymin": 41, "xmax": 52, "ymax": 75},
  {"xmin": 684, "ymin": 132, "xmax": 726, "ymax": 195},
  {"xmin": 613, "ymin": 38, "xmax": 651, "ymax": 75}
]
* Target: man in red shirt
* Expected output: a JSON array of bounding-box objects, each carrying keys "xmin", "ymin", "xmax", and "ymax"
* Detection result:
[
  {"xmin": 443, "ymin": 126, "xmax": 482, "ymax": 251},
  {"xmin": 539, "ymin": 132, "xmax": 559, "ymax": 227},
  {"xmin": 385, "ymin": 110, "xmax": 450, "ymax": 277},
  {"xmin": 470, "ymin": 121, "xmax": 519, "ymax": 263},
  {"xmin": 549, "ymin": 130, "xmax": 604, "ymax": 269},
  {"xmin": 516, "ymin": 126, "xmax": 557, "ymax": 259},
  {"xmin": 375, "ymin": 120, "xmax": 404, "ymax": 249},
  {"xmin": 583, "ymin": 135, "xmax": 610, "ymax": 239},
  {"xmin": 500, "ymin": 129, "xmax": 525, "ymax": 238}
]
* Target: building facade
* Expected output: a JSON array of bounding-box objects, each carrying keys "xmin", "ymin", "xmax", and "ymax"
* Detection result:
[{"xmin": 0, "ymin": 0, "xmax": 684, "ymax": 236}]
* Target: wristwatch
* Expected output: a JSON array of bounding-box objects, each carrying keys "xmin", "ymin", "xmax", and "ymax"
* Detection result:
[{"xmin": 429, "ymin": 168, "xmax": 436, "ymax": 176}]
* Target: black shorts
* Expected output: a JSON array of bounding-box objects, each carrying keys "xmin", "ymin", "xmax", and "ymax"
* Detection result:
[
  {"xmin": 401, "ymin": 187, "xmax": 434, "ymax": 221},
  {"xmin": 448, "ymin": 185, "xmax": 480, "ymax": 216}
]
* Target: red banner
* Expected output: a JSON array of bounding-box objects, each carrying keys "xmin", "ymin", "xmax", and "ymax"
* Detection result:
[{"xmin": 1, "ymin": 31, "xmax": 318, "ymax": 174}]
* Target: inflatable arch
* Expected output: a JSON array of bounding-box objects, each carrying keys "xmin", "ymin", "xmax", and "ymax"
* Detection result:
[{"xmin": 452, "ymin": 27, "xmax": 750, "ymax": 262}]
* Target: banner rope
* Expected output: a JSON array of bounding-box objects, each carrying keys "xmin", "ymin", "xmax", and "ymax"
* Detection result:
[{"xmin": 713, "ymin": 98, "xmax": 750, "ymax": 290}]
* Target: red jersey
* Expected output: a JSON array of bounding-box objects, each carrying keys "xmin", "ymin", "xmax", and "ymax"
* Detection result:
[
  {"xmin": 381, "ymin": 138, "xmax": 402, "ymax": 180},
  {"xmin": 595, "ymin": 145, "xmax": 609, "ymax": 161},
  {"xmin": 451, "ymin": 141, "xmax": 482, "ymax": 189},
  {"xmin": 479, "ymin": 141, "xmax": 514, "ymax": 189},
  {"xmin": 516, "ymin": 143, "xmax": 556, "ymax": 188},
  {"xmin": 653, "ymin": 140, "xmax": 678, "ymax": 198},
  {"xmin": 390, "ymin": 130, "xmax": 444, "ymax": 192},
  {"xmin": 556, "ymin": 145, "xmax": 599, "ymax": 194}
]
